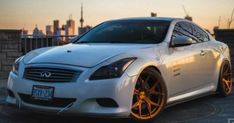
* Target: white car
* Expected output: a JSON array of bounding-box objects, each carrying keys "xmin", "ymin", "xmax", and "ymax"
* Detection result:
[{"xmin": 7, "ymin": 17, "xmax": 232, "ymax": 122}]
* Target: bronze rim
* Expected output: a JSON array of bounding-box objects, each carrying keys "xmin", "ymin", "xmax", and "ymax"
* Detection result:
[
  {"xmin": 131, "ymin": 71, "xmax": 165, "ymax": 120},
  {"xmin": 221, "ymin": 63, "xmax": 232, "ymax": 95}
]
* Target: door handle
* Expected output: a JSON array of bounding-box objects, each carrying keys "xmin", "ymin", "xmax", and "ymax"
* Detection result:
[{"xmin": 200, "ymin": 50, "xmax": 206, "ymax": 56}]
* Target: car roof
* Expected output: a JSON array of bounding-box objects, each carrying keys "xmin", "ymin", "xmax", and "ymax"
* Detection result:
[{"xmin": 105, "ymin": 17, "xmax": 182, "ymax": 22}]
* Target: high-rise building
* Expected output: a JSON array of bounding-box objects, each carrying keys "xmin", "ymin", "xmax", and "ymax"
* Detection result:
[
  {"xmin": 46, "ymin": 25, "xmax": 53, "ymax": 36},
  {"xmin": 65, "ymin": 15, "xmax": 75, "ymax": 36},
  {"xmin": 53, "ymin": 20, "xmax": 60, "ymax": 36}
]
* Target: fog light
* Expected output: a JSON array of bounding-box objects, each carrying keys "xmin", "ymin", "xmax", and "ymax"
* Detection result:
[{"xmin": 96, "ymin": 98, "xmax": 118, "ymax": 108}]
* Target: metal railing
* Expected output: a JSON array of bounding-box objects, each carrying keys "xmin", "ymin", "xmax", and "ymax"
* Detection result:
[{"xmin": 21, "ymin": 35, "xmax": 77, "ymax": 55}]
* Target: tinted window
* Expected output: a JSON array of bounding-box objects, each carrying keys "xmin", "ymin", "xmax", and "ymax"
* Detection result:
[
  {"xmin": 75, "ymin": 20, "xmax": 171, "ymax": 44},
  {"xmin": 172, "ymin": 21, "xmax": 210, "ymax": 43},
  {"xmin": 190, "ymin": 23, "xmax": 210, "ymax": 42},
  {"xmin": 172, "ymin": 22, "xmax": 198, "ymax": 42}
]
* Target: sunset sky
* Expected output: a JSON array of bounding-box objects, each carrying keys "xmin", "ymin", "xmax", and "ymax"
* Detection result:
[{"xmin": 0, "ymin": 0, "xmax": 234, "ymax": 34}]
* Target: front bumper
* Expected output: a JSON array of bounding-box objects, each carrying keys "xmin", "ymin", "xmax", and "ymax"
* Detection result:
[{"xmin": 6, "ymin": 69, "xmax": 138, "ymax": 117}]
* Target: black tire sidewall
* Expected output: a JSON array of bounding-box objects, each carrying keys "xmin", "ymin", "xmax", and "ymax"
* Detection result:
[
  {"xmin": 130, "ymin": 67, "xmax": 167, "ymax": 123},
  {"xmin": 218, "ymin": 61, "xmax": 232, "ymax": 97}
]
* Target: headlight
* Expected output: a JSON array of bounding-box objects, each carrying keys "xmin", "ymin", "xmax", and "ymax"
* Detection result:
[
  {"xmin": 12, "ymin": 56, "xmax": 24, "ymax": 75},
  {"xmin": 90, "ymin": 57, "xmax": 137, "ymax": 80}
]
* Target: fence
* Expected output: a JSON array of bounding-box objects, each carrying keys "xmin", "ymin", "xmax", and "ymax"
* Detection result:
[
  {"xmin": 1, "ymin": 29, "xmax": 234, "ymax": 79},
  {"xmin": 21, "ymin": 35, "xmax": 77, "ymax": 55}
]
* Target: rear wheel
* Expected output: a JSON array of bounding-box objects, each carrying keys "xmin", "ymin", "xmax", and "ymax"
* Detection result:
[
  {"xmin": 218, "ymin": 61, "xmax": 232, "ymax": 96},
  {"xmin": 130, "ymin": 68, "xmax": 167, "ymax": 122}
]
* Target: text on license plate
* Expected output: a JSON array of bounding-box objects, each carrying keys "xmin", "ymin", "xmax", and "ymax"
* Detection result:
[{"xmin": 32, "ymin": 85, "xmax": 54, "ymax": 100}]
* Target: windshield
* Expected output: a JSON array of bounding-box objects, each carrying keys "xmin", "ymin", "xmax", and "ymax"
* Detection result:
[{"xmin": 75, "ymin": 20, "xmax": 171, "ymax": 44}]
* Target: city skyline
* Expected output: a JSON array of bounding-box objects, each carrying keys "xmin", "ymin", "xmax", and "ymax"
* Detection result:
[{"xmin": 0, "ymin": 0, "xmax": 234, "ymax": 34}]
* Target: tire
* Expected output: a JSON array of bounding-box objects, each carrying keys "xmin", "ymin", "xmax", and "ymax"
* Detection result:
[
  {"xmin": 218, "ymin": 61, "xmax": 233, "ymax": 97},
  {"xmin": 130, "ymin": 68, "xmax": 167, "ymax": 122}
]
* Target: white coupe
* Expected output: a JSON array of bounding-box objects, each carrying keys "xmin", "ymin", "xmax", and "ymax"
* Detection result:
[{"xmin": 7, "ymin": 17, "xmax": 232, "ymax": 122}]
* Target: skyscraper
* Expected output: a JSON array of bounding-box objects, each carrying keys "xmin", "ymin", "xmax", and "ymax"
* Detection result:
[
  {"xmin": 65, "ymin": 15, "xmax": 75, "ymax": 36},
  {"xmin": 46, "ymin": 25, "xmax": 53, "ymax": 36},
  {"xmin": 53, "ymin": 20, "xmax": 60, "ymax": 36}
]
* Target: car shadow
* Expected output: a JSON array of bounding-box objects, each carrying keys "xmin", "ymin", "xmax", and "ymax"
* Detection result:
[{"xmin": 1, "ymin": 90, "xmax": 233, "ymax": 123}]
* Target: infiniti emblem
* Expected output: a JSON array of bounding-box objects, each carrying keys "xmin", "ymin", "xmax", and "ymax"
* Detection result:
[{"xmin": 40, "ymin": 71, "xmax": 52, "ymax": 78}]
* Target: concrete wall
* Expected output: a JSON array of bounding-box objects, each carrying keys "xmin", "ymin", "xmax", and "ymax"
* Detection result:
[{"xmin": 0, "ymin": 30, "xmax": 22, "ymax": 79}]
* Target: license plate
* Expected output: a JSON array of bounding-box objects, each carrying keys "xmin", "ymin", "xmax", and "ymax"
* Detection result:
[{"xmin": 32, "ymin": 85, "xmax": 54, "ymax": 101}]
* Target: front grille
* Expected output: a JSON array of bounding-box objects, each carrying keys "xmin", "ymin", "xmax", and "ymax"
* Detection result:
[
  {"xmin": 19, "ymin": 93, "xmax": 76, "ymax": 107},
  {"xmin": 24, "ymin": 67, "xmax": 81, "ymax": 82}
]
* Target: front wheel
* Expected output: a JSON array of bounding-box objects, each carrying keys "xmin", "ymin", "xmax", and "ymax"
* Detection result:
[
  {"xmin": 130, "ymin": 68, "xmax": 167, "ymax": 122},
  {"xmin": 218, "ymin": 61, "xmax": 232, "ymax": 96}
]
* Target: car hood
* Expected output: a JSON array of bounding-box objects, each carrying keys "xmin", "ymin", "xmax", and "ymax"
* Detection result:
[{"xmin": 23, "ymin": 43, "xmax": 153, "ymax": 67}]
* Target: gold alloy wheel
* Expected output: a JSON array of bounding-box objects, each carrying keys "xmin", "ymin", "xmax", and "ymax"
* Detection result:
[
  {"xmin": 221, "ymin": 62, "xmax": 232, "ymax": 95},
  {"xmin": 131, "ymin": 69, "xmax": 166, "ymax": 121}
]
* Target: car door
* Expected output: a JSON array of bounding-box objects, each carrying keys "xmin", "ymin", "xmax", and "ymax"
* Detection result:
[
  {"xmin": 189, "ymin": 23, "xmax": 216, "ymax": 85},
  {"xmin": 167, "ymin": 21, "xmax": 205, "ymax": 96}
]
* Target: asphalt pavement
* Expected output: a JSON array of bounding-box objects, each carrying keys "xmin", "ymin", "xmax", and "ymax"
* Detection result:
[{"xmin": 0, "ymin": 79, "xmax": 233, "ymax": 123}]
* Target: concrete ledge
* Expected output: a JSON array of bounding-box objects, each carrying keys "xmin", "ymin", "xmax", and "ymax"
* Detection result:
[
  {"xmin": 0, "ymin": 79, "xmax": 7, "ymax": 105},
  {"xmin": 0, "ymin": 79, "xmax": 7, "ymax": 88}
]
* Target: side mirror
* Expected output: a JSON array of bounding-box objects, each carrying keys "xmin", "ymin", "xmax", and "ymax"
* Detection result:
[{"xmin": 171, "ymin": 35, "xmax": 195, "ymax": 47}]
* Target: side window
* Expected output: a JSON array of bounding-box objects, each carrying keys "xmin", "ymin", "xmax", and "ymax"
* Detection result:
[
  {"xmin": 172, "ymin": 22, "xmax": 199, "ymax": 43},
  {"xmin": 190, "ymin": 23, "xmax": 210, "ymax": 42}
]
